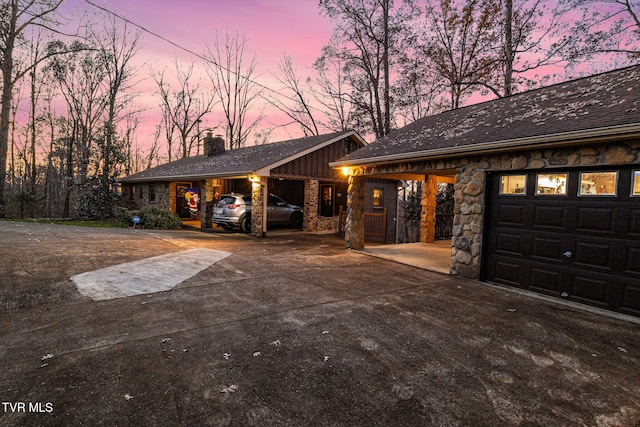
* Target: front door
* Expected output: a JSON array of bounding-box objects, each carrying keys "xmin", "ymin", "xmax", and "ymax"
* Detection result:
[{"xmin": 176, "ymin": 183, "xmax": 192, "ymax": 219}]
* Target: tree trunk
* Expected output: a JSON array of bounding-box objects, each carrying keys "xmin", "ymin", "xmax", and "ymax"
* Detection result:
[
  {"xmin": 382, "ymin": 0, "xmax": 391, "ymax": 136},
  {"xmin": 0, "ymin": 2, "xmax": 17, "ymax": 217},
  {"xmin": 504, "ymin": 0, "xmax": 514, "ymax": 97}
]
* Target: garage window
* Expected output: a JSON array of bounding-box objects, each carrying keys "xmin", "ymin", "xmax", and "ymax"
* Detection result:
[
  {"xmin": 579, "ymin": 171, "xmax": 617, "ymax": 196},
  {"xmin": 633, "ymin": 170, "xmax": 640, "ymax": 196},
  {"xmin": 536, "ymin": 173, "xmax": 567, "ymax": 195},
  {"xmin": 499, "ymin": 175, "xmax": 527, "ymax": 195}
]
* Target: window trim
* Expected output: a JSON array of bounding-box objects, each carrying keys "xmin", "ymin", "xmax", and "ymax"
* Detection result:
[
  {"xmin": 535, "ymin": 173, "xmax": 567, "ymax": 196},
  {"xmin": 632, "ymin": 170, "xmax": 640, "ymax": 197},
  {"xmin": 499, "ymin": 174, "xmax": 527, "ymax": 196},
  {"xmin": 578, "ymin": 171, "xmax": 618, "ymax": 197}
]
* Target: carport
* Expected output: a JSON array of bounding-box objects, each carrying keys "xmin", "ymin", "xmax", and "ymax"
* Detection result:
[{"xmin": 121, "ymin": 131, "xmax": 367, "ymax": 236}]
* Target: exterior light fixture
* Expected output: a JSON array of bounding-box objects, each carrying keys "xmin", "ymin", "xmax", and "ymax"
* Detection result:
[
  {"xmin": 248, "ymin": 175, "xmax": 261, "ymax": 184},
  {"xmin": 341, "ymin": 167, "xmax": 351, "ymax": 177}
]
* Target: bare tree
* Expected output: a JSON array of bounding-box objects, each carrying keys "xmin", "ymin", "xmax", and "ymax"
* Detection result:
[
  {"xmin": 90, "ymin": 15, "xmax": 141, "ymax": 193},
  {"xmin": 269, "ymin": 54, "xmax": 320, "ymax": 137},
  {"xmin": 0, "ymin": 0, "xmax": 64, "ymax": 216},
  {"xmin": 420, "ymin": 0, "xmax": 501, "ymax": 109},
  {"xmin": 319, "ymin": 0, "xmax": 403, "ymax": 137},
  {"xmin": 49, "ymin": 39, "xmax": 108, "ymax": 186},
  {"xmin": 154, "ymin": 61, "xmax": 215, "ymax": 158},
  {"xmin": 496, "ymin": 0, "xmax": 570, "ymax": 96},
  {"xmin": 312, "ymin": 49, "xmax": 358, "ymax": 133},
  {"xmin": 204, "ymin": 30, "xmax": 264, "ymax": 149},
  {"xmin": 561, "ymin": 0, "xmax": 640, "ymax": 67}
]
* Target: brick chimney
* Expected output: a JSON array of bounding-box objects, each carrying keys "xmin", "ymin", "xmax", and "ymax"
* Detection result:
[{"xmin": 203, "ymin": 132, "xmax": 225, "ymax": 156}]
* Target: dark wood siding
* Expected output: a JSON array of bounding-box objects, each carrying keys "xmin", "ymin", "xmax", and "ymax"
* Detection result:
[{"xmin": 271, "ymin": 137, "xmax": 357, "ymax": 179}]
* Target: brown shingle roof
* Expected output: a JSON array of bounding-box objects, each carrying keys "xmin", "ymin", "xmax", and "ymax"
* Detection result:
[
  {"xmin": 122, "ymin": 131, "xmax": 362, "ymax": 182},
  {"xmin": 332, "ymin": 65, "xmax": 640, "ymax": 166}
]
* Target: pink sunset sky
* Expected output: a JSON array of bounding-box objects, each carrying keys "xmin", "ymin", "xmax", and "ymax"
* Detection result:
[{"xmin": 57, "ymin": 0, "xmax": 334, "ymax": 151}]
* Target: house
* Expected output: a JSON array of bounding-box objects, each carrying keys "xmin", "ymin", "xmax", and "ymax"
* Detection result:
[
  {"xmin": 331, "ymin": 65, "xmax": 640, "ymax": 318},
  {"xmin": 121, "ymin": 130, "xmax": 366, "ymax": 235}
]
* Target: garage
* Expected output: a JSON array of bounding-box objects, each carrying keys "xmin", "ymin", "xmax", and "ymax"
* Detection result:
[
  {"xmin": 483, "ymin": 166, "xmax": 640, "ymax": 316},
  {"xmin": 332, "ymin": 65, "xmax": 640, "ymax": 318}
]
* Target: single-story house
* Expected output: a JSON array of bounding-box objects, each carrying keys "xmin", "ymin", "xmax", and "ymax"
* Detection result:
[
  {"xmin": 120, "ymin": 130, "xmax": 366, "ymax": 236},
  {"xmin": 331, "ymin": 65, "xmax": 640, "ymax": 318}
]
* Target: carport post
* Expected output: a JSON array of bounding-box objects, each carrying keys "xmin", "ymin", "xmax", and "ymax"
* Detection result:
[
  {"xmin": 345, "ymin": 174, "xmax": 365, "ymax": 250},
  {"xmin": 250, "ymin": 175, "xmax": 267, "ymax": 238}
]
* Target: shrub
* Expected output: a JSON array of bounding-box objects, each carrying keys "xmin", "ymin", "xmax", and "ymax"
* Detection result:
[{"xmin": 120, "ymin": 207, "xmax": 182, "ymax": 229}]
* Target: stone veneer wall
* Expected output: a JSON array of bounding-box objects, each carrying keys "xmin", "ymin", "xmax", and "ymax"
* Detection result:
[
  {"xmin": 304, "ymin": 179, "xmax": 341, "ymax": 233},
  {"xmin": 129, "ymin": 182, "xmax": 171, "ymax": 211},
  {"xmin": 350, "ymin": 140, "xmax": 640, "ymax": 279}
]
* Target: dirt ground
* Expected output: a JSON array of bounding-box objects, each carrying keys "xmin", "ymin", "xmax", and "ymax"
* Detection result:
[{"xmin": 1, "ymin": 221, "xmax": 639, "ymax": 426}]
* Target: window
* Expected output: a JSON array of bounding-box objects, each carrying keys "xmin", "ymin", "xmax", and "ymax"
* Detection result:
[
  {"xmin": 499, "ymin": 175, "xmax": 527, "ymax": 195},
  {"xmin": 536, "ymin": 173, "xmax": 567, "ymax": 195},
  {"xmin": 320, "ymin": 184, "xmax": 335, "ymax": 217},
  {"xmin": 149, "ymin": 184, "xmax": 156, "ymax": 202},
  {"xmin": 372, "ymin": 188, "xmax": 384, "ymax": 208},
  {"xmin": 632, "ymin": 170, "xmax": 640, "ymax": 196},
  {"xmin": 579, "ymin": 171, "xmax": 617, "ymax": 196}
]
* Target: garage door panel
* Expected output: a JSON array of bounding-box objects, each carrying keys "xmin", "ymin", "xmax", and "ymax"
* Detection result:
[
  {"xmin": 570, "ymin": 275, "xmax": 609, "ymax": 307},
  {"xmin": 625, "ymin": 246, "xmax": 640, "ymax": 274},
  {"xmin": 493, "ymin": 259, "xmax": 522, "ymax": 286},
  {"xmin": 530, "ymin": 267, "xmax": 561, "ymax": 293},
  {"xmin": 498, "ymin": 204, "xmax": 525, "ymax": 226},
  {"xmin": 630, "ymin": 209, "xmax": 640, "ymax": 234},
  {"xmin": 576, "ymin": 207, "xmax": 615, "ymax": 233},
  {"xmin": 496, "ymin": 233, "xmax": 524, "ymax": 255},
  {"xmin": 531, "ymin": 237, "xmax": 563, "ymax": 261},
  {"xmin": 574, "ymin": 241, "xmax": 612, "ymax": 270},
  {"xmin": 622, "ymin": 283, "xmax": 640, "ymax": 314},
  {"xmin": 533, "ymin": 205, "xmax": 566, "ymax": 229}
]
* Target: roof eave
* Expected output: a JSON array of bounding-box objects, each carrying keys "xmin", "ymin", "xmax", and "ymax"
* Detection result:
[
  {"xmin": 330, "ymin": 123, "xmax": 640, "ymax": 168},
  {"xmin": 120, "ymin": 171, "xmax": 255, "ymax": 183}
]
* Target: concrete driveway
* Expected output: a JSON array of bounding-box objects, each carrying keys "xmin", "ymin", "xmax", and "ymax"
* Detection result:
[{"xmin": 0, "ymin": 221, "xmax": 639, "ymax": 426}]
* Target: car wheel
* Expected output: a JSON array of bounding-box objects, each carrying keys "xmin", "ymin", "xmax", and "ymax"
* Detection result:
[
  {"xmin": 240, "ymin": 215, "xmax": 251, "ymax": 233},
  {"xmin": 289, "ymin": 212, "xmax": 303, "ymax": 229}
]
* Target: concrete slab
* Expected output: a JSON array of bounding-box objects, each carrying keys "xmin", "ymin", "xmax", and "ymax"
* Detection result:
[
  {"xmin": 362, "ymin": 240, "xmax": 451, "ymax": 274},
  {"xmin": 71, "ymin": 248, "xmax": 231, "ymax": 300}
]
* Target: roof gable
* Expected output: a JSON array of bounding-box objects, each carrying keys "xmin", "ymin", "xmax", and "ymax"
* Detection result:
[
  {"xmin": 121, "ymin": 130, "xmax": 366, "ymax": 183},
  {"xmin": 332, "ymin": 65, "xmax": 640, "ymax": 166}
]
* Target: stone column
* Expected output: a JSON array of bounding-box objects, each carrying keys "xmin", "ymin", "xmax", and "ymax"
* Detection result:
[
  {"xmin": 251, "ymin": 177, "xmax": 266, "ymax": 237},
  {"xmin": 420, "ymin": 175, "xmax": 437, "ymax": 243},
  {"xmin": 200, "ymin": 180, "xmax": 212, "ymax": 228},
  {"xmin": 345, "ymin": 174, "xmax": 365, "ymax": 249},
  {"xmin": 304, "ymin": 179, "xmax": 319, "ymax": 232},
  {"xmin": 451, "ymin": 167, "xmax": 484, "ymax": 278}
]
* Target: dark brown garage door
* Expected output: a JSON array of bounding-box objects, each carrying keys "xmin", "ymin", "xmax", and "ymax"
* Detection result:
[{"xmin": 483, "ymin": 166, "xmax": 640, "ymax": 317}]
